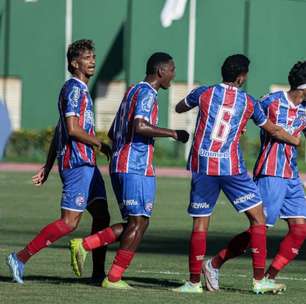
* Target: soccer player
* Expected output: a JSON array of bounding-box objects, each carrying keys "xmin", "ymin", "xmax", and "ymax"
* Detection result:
[
  {"xmin": 172, "ymin": 54, "xmax": 300, "ymax": 294},
  {"xmin": 69, "ymin": 52, "xmax": 189, "ymax": 289},
  {"xmin": 6, "ymin": 39, "xmax": 112, "ymax": 284},
  {"xmin": 206, "ymin": 61, "xmax": 306, "ymax": 291}
]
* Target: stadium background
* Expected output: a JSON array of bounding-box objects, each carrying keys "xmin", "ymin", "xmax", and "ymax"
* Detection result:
[{"xmin": 1, "ymin": 0, "xmax": 306, "ymax": 136}]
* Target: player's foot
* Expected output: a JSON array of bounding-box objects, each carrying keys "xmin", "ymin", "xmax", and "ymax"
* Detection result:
[
  {"xmin": 172, "ymin": 281, "xmax": 203, "ymax": 293},
  {"xmin": 90, "ymin": 273, "xmax": 106, "ymax": 286},
  {"xmin": 102, "ymin": 277, "xmax": 133, "ymax": 289},
  {"xmin": 6, "ymin": 252, "xmax": 25, "ymax": 284},
  {"xmin": 252, "ymin": 277, "xmax": 286, "ymax": 294},
  {"xmin": 203, "ymin": 258, "xmax": 219, "ymax": 291},
  {"xmin": 69, "ymin": 238, "xmax": 88, "ymax": 277}
]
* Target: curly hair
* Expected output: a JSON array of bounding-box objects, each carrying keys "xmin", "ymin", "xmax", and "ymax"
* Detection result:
[
  {"xmin": 67, "ymin": 39, "xmax": 95, "ymax": 74},
  {"xmin": 221, "ymin": 54, "xmax": 250, "ymax": 82},
  {"xmin": 288, "ymin": 61, "xmax": 306, "ymax": 89}
]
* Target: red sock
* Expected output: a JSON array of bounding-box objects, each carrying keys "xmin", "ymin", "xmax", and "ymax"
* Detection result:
[
  {"xmin": 249, "ymin": 225, "xmax": 267, "ymax": 280},
  {"xmin": 267, "ymin": 224, "xmax": 306, "ymax": 279},
  {"xmin": 108, "ymin": 249, "xmax": 135, "ymax": 282},
  {"xmin": 17, "ymin": 219, "xmax": 73, "ymax": 263},
  {"xmin": 83, "ymin": 227, "xmax": 117, "ymax": 251},
  {"xmin": 189, "ymin": 231, "xmax": 206, "ymax": 283},
  {"xmin": 212, "ymin": 229, "xmax": 251, "ymax": 269}
]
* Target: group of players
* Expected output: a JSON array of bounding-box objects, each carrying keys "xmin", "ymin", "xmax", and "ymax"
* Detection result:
[{"xmin": 6, "ymin": 39, "xmax": 306, "ymax": 295}]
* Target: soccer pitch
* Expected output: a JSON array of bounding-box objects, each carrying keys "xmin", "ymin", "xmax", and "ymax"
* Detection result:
[{"xmin": 0, "ymin": 172, "xmax": 305, "ymax": 304}]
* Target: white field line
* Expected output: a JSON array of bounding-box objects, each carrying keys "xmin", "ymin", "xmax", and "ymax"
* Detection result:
[{"xmin": 136, "ymin": 270, "xmax": 306, "ymax": 281}]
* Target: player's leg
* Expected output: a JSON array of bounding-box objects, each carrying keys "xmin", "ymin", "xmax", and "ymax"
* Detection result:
[
  {"xmin": 102, "ymin": 173, "xmax": 155, "ymax": 289},
  {"xmin": 70, "ymin": 170, "xmax": 125, "ymax": 277},
  {"xmin": 221, "ymin": 172, "xmax": 284, "ymax": 294},
  {"xmin": 266, "ymin": 178, "xmax": 306, "ymax": 280},
  {"xmin": 173, "ymin": 173, "xmax": 219, "ymax": 293},
  {"xmin": 7, "ymin": 209, "xmax": 81, "ymax": 284}
]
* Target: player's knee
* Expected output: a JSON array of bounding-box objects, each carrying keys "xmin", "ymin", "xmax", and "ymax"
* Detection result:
[{"xmin": 62, "ymin": 218, "xmax": 79, "ymax": 231}]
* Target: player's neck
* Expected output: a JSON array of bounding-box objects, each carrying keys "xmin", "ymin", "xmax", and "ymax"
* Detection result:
[
  {"xmin": 72, "ymin": 73, "xmax": 89, "ymax": 85},
  {"xmin": 287, "ymin": 90, "xmax": 303, "ymax": 106},
  {"xmin": 143, "ymin": 76, "xmax": 160, "ymax": 91},
  {"xmin": 223, "ymin": 81, "xmax": 240, "ymax": 88}
]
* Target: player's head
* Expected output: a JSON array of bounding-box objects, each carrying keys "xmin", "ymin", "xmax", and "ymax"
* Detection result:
[
  {"xmin": 67, "ymin": 39, "xmax": 96, "ymax": 78},
  {"xmin": 221, "ymin": 54, "xmax": 250, "ymax": 87},
  {"xmin": 288, "ymin": 61, "xmax": 306, "ymax": 94},
  {"xmin": 146, "ymin": 52, "xmax": 175, "ymax": 89}
]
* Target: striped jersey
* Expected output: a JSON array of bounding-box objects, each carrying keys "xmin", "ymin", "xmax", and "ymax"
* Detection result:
[
  {"xmin": 110, "ymin": 82, "xmax": 158, "ymax": 176},
  {"xmin": 186, "ymin": 83, "xmax": 267, "ymax": 175},
  {"xmin": 56, "ymin": 77, "xmax": 96, "ymax": 170},
  {"xmin": 253, "ymin": 91, "xmax": 306, "ymax": 179}
]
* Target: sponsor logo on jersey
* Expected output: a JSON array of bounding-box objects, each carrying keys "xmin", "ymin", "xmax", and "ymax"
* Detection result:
[
  {"xmin": 233, "ymin": 193, "xmax": 255, "ymax": 205},
  {"xmin": 69, "ymin": 86, "xmax": 81, "ymax": 108},
  {"xmin": 191, "ymin": 202, "xmax": 210, "ymax": 209},
  {"xmin": 199, "ymin": 149, "xmax": 229, "ymax": 159},
  {"xmin": 123, "ymin": 199, "xmax": 138, "ymax": 206},
  {"xmin": 141, "ymin": 94, "xmax": 154, "ymax": 112},
  {"xmin": 85, "ymin": 110, "xmax": 94, "ymax": 125}
]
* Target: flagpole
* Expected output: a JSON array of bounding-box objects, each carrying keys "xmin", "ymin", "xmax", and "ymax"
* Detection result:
[
  {"xmin": 185, "ymin": 0, "xmax": 196, "ymax": 160},
  {"xmin": 65, "ymin": 0, "xmax": 73, "ymax": 80}
]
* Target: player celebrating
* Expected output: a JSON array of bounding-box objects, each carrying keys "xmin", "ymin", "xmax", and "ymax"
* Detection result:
[
  {"xmin": 206, "ymin": 61, "xmax": 306, "ymax": 291},
  {"xmin": 7, "ymin": 39, "xmax": 111, "ymax": 284},
  {"xmin": 172, "ymin": 54, "xmax": 300, "ymax": 294},
  {"xmin": 69, "ymin": 52, "xmax": 189, "ymax": 289}
]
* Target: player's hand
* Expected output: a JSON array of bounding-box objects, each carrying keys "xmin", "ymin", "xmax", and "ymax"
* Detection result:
[
  {"xmin": 294, "ymin": 135, "xmax": 301, "ymax": 146},
  {"xmin": 99, "ymin": 142, "xmax": 112, "ymax": 161},
  {"xmin": 241, "ymin": 127, "xmax": 247, "ymax": 135},
  {"xmin": 32, "ymin": 166, "xmax": 49, "ymax": 186},
  {"xmin": 174, "ymin": 130, "xmax": 190, "ymax": 143}
]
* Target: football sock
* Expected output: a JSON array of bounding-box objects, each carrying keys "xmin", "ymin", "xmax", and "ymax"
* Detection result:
[
  {"xmin": 108, "ymin": 249, "xmax": 135, "ymax": 282},
  {"xmin": 211, "ymin": 228, "xmax": 251, "ymax": 269},
  {"xmin": 249, "ymin": 225, "xmax": 267, "ymax": 280},
  {"xmin": 17, "ymin": 219, "xmax": 73, "ymax": 263},
  {"xmin": 83, "ymin": 227, "xmax": 117, "ymax": 251},
  {"xmin": 266, "ymin": 224, "xmax": 306, "ymax": 279},
  {"xmin": 189, "ymin": 231, "xmax": 207, "ymax": 283}
]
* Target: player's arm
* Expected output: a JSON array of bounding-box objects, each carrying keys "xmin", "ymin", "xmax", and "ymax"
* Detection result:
[
  {"xmin": 66, "ymin": 116, "xmax": 112, "ymax": 160},
  {"xmin": 134, "ymin": 118, "xmax": 189, "ymax": 143},
  {"xmin": 261, "ymin": 119, "xmax": 300, "ymax": 146},
  {"xmin": 175, "ymin": 99, "xmax": 191, "ymax": 113},
  {"xmin": 32, "ymin": 126, "xmax": 58, "ymax": 186}
]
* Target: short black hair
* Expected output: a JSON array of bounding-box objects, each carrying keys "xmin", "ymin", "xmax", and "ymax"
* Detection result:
[
  {"xmin": 288, "ymin": 61, "xmax": 306, "ymax": 89},
  {"xmin": 146, "ymin": 52, "xmax": 173, "ymax": 75},
  {"xmin": 221, "ymin": 54, "xmax": 250, "ymax": 82},
  {"xmin": 67, "ymin": 39, "xmax": 95, "ymax": 74}
]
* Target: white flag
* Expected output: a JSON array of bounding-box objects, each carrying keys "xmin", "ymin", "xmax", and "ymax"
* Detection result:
[
  {"xmin": 160, "ymin": 0, "xmax": 188, "ymax": 28},
  {"xmin": 0, "ymin": 101, "xmax": 12, "ymax": 159}
]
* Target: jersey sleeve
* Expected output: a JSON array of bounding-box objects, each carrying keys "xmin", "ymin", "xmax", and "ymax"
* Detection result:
[
  {"xmin": 250, "ymin": 96, "xmax": 267, "ymax": 127},
  {"xmin": 184, "ymin": 86, "xmax": 208, "ymax": 108},
  {"xmin": 134, "ymin": 88, "xmax": 155, "ymax": 122},
  {"xmin": 64, "ymin": 84, "xmax": 83, "ymax": 117},
  {"xmin": 258, "ymin": 94, "xmax": 273, "ymax": 114}
]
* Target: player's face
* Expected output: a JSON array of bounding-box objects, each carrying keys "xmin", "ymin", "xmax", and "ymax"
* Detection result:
[
  {"xmin": 160, "ymin": 60, "xmax": 176, "ymax": 89},
  {"xmin": 73, "ymin": 50, "xmax": 96, "ymax": 78}
]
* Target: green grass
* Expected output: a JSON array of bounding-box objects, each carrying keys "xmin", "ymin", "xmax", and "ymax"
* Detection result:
[{"xmin": 0, "ymin": 172, "xmax": 305, "ymax": 304}]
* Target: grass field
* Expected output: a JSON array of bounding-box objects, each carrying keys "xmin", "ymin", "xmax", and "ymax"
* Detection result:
[{"xmin": 0, "ymin": 172, "xmax": 306, "ymax": 304}]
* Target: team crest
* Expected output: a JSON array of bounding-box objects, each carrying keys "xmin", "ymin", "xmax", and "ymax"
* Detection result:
[
  {"xmin": 145, "ymin": 202, "xmax": 153, "ymax": 212},
  {"xmin": 75, "ymin": 193, "xmax": 86, "ymax": 207}
]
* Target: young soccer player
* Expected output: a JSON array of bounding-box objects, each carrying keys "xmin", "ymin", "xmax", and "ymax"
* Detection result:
[
  {"xmin": 206, "ymin": 61, "xmax": 306, "ymax": 291},
  {"xmin": 172, "ymin": 54, "xmax": 300, "ymax": 294},
  {"xmin": 7, "ymin": 39, "xmax": 112, "ymax": 284},
  {"xmin": 69, "ymin": 52, "xmax": 189, "ymax": 289}
]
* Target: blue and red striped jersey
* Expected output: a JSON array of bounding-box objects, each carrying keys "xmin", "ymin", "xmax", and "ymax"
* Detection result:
[
  {"xmin": 186, "ymin": 83, "xmax": 267, "ymax": 175},
  {"xmin": 56, "ymin": 77, "xmax": 96, "ymax": 170},
  {"xmin": 110, "ymin": 82, "xmax": 158, "ymax": 176},
  {"xmin": 253, "ymin": 91, "xmax": 306, "ymax": 179}
]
